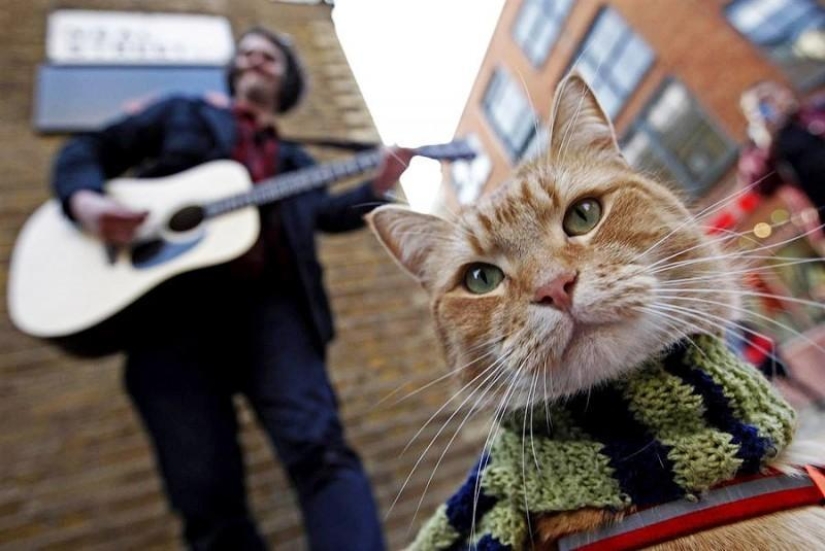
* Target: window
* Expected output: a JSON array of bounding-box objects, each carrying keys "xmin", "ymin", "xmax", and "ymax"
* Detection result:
[
  {"xmin": 35, "ymin": 65, "xmax": 227, "ymax": 133},
  {"xmin": 522, "ymin": 126, "xmax": 550, "ymax": 161},
  {"xmin": 482, "ymin": 68, "xmax": 538, "ymax": 160},
  {"xmin": 512, "ymin": 0, "xmax": 574, "ymax": 67},
  {"xmin": 622, "ymin": 80, "xmax": 737, "ymax": 197},
  {"xmin": 727, "ymin": 0, "xmax": 825, "ymax": 90},
  {"xmin": 36, "ymin": 10, "xmax": 233, "ymax": 133},
  {"xmin": 573, "ymin": 8, "xmax": 654, "ymax": 118},
  {"xmin": 451, "ymin": 135, "xmax": 492, "ymax": 204}
]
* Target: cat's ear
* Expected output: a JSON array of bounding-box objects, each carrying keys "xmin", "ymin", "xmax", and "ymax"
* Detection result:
[
  {"xmin": 366, "ymin": 205, "xmax": 453, "ymax": 285},
  {"xmin": 548, "ymin": 72, "xmax": 627, "ymax": 166}
]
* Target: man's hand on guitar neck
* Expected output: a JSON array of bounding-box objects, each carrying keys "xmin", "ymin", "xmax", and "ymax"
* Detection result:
[
  {"xmin": 372, "ymin": 146, "xmax": 415, "ymax": 196},
  {"xmin": 69, "ymin": 190, "xmax": 149, "ymax": 246}
]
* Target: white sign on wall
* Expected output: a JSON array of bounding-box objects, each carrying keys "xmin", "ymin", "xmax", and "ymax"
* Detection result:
[{"xmin": 46, "ymin": 10, "xmax": 235, "ymax": 65}]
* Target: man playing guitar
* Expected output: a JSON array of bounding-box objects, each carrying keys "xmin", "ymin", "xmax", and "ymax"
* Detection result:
[{"xmin": 52, "ymin": 26, "xmax": 412, "ymax": 551}]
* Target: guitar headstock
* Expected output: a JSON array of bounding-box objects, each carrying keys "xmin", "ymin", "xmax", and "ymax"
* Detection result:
[{"xmin": 416, "ymin": 139, "xmax": 477, "ymax": 162}]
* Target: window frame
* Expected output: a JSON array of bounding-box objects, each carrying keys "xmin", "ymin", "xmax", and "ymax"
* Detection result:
[
  {"xmin": 621, "ymin": 77, "xmax": 739, "ymax": 197},
  {"xmin": 511, "ymin": 0, "xmax": 574, "ymax": 68},
  {"xmin": 450, "ymin": 134, "xmax": 492, "ymax": 205},
  {"xmin": 567, "ymin": 7, "xmax": 655, "ymax": 119},
  {"xmin": 481, "ymin": 67, "xmax": 538, "ymax": 161},
  {"xmin": 725, "ymin": 0, "xmax": 825, "ymax": 91}
]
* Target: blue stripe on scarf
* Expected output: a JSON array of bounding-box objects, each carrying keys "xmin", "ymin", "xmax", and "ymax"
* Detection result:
[
  {"xmin": 566, "ymin": 386, "xmax": 684, "ymax": 507},
  {"xmin": 445, "ymin": 453, "xmax": 497, "ymax": 535},
  {"xmin": 474, "ymin": 534, "xmax": 512, "ymax": 550},
  {"xmin": 664, "ymin": 345, "xmax": 773, "ymax": 474}
]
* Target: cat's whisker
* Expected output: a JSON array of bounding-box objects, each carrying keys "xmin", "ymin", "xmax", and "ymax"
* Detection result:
[
  {"xmin": 469, "ymin": 364, "xmax": 524, "ymax": 542},
  {"xmin": 523, "ymin": 364, "xmax": 542, "ymax": 467},
  {"xmin": 399, "ymin": 351, "xmax": 505, "ymax": 456},
  {"xmin": 641, "ymin": 221, "xmax": 775, "ymax": 275},
  {"xmin": 399, "ymin": 358, "xmax": 504, "ymax": 476},
  {"xmin": 528, "ymin": 367, "xmax": 542, "ymax": 474},
  {"xmin": 658, "ymin": 286, "xmax": 825, "ymax": 312},
  {"xmin": 514, "ymin": 67, "xmax": 541, "ymax": 160},
  {"xmin": 658, "ymin": 256, "xmax": 825, "ymax": 286},
  {"xmin": 542, "ymin": 356, "xmax": 552, "ymax": 435},
  {"xmin": 660, "ymin": 246, "xmax": 823, "ymax": 274},
  {"xmin": 392, "ymin": 354, "xmax": 512, "ymax": 525},
  {"xmin": 520, "ymin": 361, "xmax": 542, "ymax": 550},
  {"xmin": 408, "ymin": 354, "xmax": 514, "ymax": 532},
  {"xmin": 634, "ymin": 305, "xmax": 716, "ymax": 348},
  {"xmin": 646, "ymin": 310, "xmax": 696, "ymax": 346},
  {"xmin": 693, "ymin": 224, "xmax": 763, "ymax": 248},
  {"xmin": 665, "ymin": 251, "xmax": 823, "ymax": 265},
  {"xmin": 632, "ymin": 170, "xmax": 782, "ymax": 264},
  {"xmin": 635, "ymin": 233, "xmax": 741, "ymax": 278},
  {"xmin": 638, "ymin": 303, "xmax": 787, "ymax": 380},
  {"xmin": 645, "ymin": 214, "xmax": 825, "ymax": 278},
  {"xmin": 377, "ymin": 344, "xmax": 501, "ymax": 410},
  {"xmin": 641, "ymin": 302, "xmax": 787, "ymax": 383},
  {"xmin": 648, "ymin": 249, "xmax": 780, "ymax": 278},
  {"xmin": 648, "ymin": 228, "xmax": 825, "ymax": 278},
  {"xmin": 653, "ymin": 297, "xmax": 825, "ymax": 360}
]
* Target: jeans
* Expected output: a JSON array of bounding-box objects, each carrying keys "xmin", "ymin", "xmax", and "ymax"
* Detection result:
[{"xmin": 123, "ymin": 278, "xmax": 384, "ymax": 551}]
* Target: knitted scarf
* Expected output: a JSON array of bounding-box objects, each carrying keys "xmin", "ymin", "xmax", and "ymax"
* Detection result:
[{"xmin": 411, "ymin": 335, "xmax": 797, "ymax": 551}]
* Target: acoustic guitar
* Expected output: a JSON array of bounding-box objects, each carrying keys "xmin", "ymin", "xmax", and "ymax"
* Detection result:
[{"xmin": 7, "ymin": 140, "xmax": 474, "ymax": 355}]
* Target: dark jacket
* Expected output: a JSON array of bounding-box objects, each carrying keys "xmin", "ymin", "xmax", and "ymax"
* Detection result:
[
  {"xmin": 738, "ymin": 98, "xmax": 825, "ymax": 200},
  {"xmin": 52, "ymin": 95, "xmax": 386, "ymax": 349}
]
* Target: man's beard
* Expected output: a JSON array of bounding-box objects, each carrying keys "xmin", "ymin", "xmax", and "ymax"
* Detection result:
[
  {"xmin": 236, "ymin": 75, "xmax": 278, "ymax": 110},
  {"xmin": 245, "ymin": 85, "xmax": 275, "ymax": 107}
]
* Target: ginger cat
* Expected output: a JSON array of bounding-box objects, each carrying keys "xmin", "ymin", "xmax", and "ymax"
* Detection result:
[{"xmin": 368, "ymin": 74, "xmax": 825, "ymax": 550}]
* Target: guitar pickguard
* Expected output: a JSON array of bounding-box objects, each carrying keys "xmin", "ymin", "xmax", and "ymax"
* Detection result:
[{"xmin": 131, "ymin": 236, "xmax": 203, "ymax": 269}]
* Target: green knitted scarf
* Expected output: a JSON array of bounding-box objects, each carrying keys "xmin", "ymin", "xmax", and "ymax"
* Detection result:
[{"xmin": 411, "ymin": 335, "xmax": 796, "ymax": 551}]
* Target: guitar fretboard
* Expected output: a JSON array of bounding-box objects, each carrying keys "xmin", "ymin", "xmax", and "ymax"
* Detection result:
[
  {"xmin": 203, "ymin": 150, "xmax": 384, "ymax": 218},
  {"xmin": 201, "ymin": 141, "xmax": 473, "ymax": 218}
]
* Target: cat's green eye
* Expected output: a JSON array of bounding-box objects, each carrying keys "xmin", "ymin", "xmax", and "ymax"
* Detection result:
[
  {"xmin": 563, "ymin": 198, "xmax": 602, "ymax": 236},
  {"xmin": 463, "ymin": 263, "xmax": 505, "ymax": 294}
]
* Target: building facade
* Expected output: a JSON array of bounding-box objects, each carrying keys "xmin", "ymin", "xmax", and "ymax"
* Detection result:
[
  {"xmin": 447, "ymin": 0, "xmax": 825, "ymax": 403},
  {"xmin": 0, "ymin": 1, "xmax": 477, "ymax": 548}
]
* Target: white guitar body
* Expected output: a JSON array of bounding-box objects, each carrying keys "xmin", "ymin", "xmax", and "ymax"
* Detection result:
[
  {"xmin": 8, "ymin": 160, "xmax": 259, "ymax": 339},
  {"xmin": 7, "ymin": 139, "xmax": 475, "ymax": 355}
]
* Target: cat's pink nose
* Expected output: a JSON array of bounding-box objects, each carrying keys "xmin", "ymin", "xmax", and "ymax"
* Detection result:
[{"xmin": 533, "ymin": 271, "xmax": 578, "ymax": 311}]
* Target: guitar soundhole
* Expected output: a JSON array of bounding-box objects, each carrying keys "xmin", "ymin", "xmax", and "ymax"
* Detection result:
[
  {"xmin": 168, "ymin": 206, "xmax": 205, "ymax": 233},
  {"xmin": 131, "ymin": 240, "xmax": 165, "ymax": 265}
]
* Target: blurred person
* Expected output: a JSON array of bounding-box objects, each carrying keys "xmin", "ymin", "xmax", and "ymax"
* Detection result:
[
  {"xmin": 727, "ymin": 320, "xmax": 790, "ymax": 380},
  {"xmin": 52, "ymin": 26, "xmax": 412, "ymax": 551},
  {"xmin": 738, "ymin": 80, "xmax": 825, "ymax": 232}
]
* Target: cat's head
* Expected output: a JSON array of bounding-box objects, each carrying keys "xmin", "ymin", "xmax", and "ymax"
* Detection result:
[{"xmin": 368, "ymin": 74, "xmax": 739, "ymax": 408}]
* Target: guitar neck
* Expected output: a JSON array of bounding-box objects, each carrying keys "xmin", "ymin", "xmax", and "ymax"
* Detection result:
[
  {"xmin": 202, "ymin": 141, "xmax": 474, "ymax": 218},
  {"xmin": 204, "ymin": 149, "xmax": 384, "ymax": 218}
]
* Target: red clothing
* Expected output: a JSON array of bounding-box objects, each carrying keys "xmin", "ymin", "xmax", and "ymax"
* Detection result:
[
  {"xmin": 231, "ymin": 105, "xmax": 279, "ymax": 183},
  {"xmin": 229, "ymin": 105, "xmax": 295, "ymax": 283}
]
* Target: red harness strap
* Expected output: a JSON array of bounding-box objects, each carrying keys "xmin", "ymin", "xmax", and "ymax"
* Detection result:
[{"xmin": 558, "ymin": 467, "xmax": 825, "ymax": 551}]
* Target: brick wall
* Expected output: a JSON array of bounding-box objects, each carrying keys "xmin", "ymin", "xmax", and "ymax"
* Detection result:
[{"xmin": 0, "ymin": 1, "xmax": 481, "ymax": 548}]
